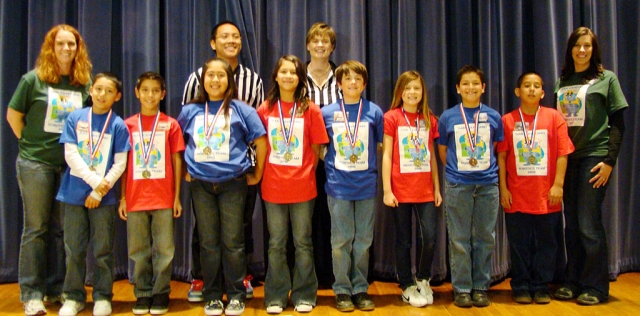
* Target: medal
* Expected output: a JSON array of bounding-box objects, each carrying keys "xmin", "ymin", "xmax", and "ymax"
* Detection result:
[
  {"xmin": 142, "ymin": 170, "xmax": 151, "ymax": 179},
  {"xmin": 203, "ymin": 146, "xmax": 212, "ymax": 155},
  {"xmin": 340, "ymin": 99, "xmax": 363, "ymax": 163},
  {"xmin": 469, "ymin": 157, "xmax": 478, "ymax": 167},
  {"xmin": 138, "ymin": 111, "xmax": 160, "ymax": 173},
  {"xmin": 402, "ymin": 108, "xmax": 426, "ymax": 168},
  {"xmin": 87, "ymin": 108, "xmax": 113, "ymax": 172},
  {"xmin": 518, "ymin": 106, "xmax": 540, "ymax": 161},
  {"xmin": 460, "ymin": 104, "xmax": 482, "ymax": 165},
  {"xmin": 413, "ymin": 158, "xmax": 422, "ymax": 167},
  {"xmin": 528, "ymin": 154, "xmax": 537, "ymax": 164},
  {"xmin": 278, "ymin": 101, "xmax": 298, "ymax": 162},
  {"xmin": 204, "ymin": 101, "xmax": 223, "ymax": 154}
]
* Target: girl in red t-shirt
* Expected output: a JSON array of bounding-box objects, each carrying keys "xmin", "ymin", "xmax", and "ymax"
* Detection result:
[{"xmin": 382, "ymin": 71, "xmax": 441, "ymax": 308}]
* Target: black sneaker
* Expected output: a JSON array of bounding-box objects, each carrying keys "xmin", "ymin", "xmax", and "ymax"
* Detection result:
[
  {"xmin": 150, "ymin": 294, "xmax": 170, "ymax": 315},
  {"xmin": 471, "ymin": 290, "xmax": 490, "ymax": 307},
  {"xmin": 533, "ymin": 290, "xmax": 551, "ymax": 304},
  {"xmin": 554, "ymin": 286, "xmax": 576, "ymax": 300},
  {"xmin": 453, "ymin": 293, "xmax": 473, "ymax": 308},
  {"xmin": 352, "ymin": 292, "xmax": 375, "ymax": 311},
  {"xmin": 132, "ymin": 297, "xmax": 153, "ymax": 315},
  {"xmin": 335, "ymin": 294, "xmax": 354, "ymax": 312},
  {"xmin": 577, "ymin": 293, "xmax": 602, "ymax": 305},
  {"xmin": 513, "ymin": 289, "xmax": 532, "ymax": 304}
]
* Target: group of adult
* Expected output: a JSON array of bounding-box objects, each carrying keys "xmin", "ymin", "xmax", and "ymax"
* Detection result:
[{"xmin": 7, "ymin": 19, "xmax": 625, "ymax": 316}]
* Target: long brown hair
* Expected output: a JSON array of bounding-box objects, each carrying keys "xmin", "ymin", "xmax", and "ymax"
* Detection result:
[
  {"xmin": 560, "ymin": 26, "xmax": 604, "ymax": 82},
  {"xmin": 35, "ymin": 24, "xmax": 92, "ymax": 86},
  {"xmin": 190, "ymin": 58, "xmax": 238, "ymax": 128},
  {"xmin": 390, "ymin": 70, "xmax": 433, "ymax": 129},
  {"xmin": 265, "ymin": 55, "xmax": 310, "ymax": 112}
]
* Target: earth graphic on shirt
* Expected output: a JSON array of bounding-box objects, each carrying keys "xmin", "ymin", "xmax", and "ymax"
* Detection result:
[
  {"xmin": 135, "ymin": 142, "xmax": 162, "ymax": 168},
  {"xmin": 51, "ymin": 95, "xmax": 76, "ymax": 122},
  {"xmin": 516, "ymin": 141, "xmax": 544, "ymax": 165},
  {"xmin": 270, "ymin": 127, "xmax": 299, "ymax": 154},
  {"xmin": 78, "ymin": 139, "xmax": 104, "ymax": 169},
  {"xmin": 459, "ymin": 133, "xmax": 487, "ymax": 160},
  {"xmin": 197, "ymin": 126, "xmax": 226, "ymax": 150},
  {"xmin": 558, "ymin": 89, "xmax": 582, "ymax": 117},
  {"xmin": 402, "ymin": 134, "xmax": 427, "ymax": 162},
  {"xmin": 337, "ymin": 132, "xmax": 365, "ymax": 159}
]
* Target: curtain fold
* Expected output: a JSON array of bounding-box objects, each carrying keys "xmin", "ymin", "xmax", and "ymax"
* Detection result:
[{"xmin": 1, "ymin": 0, "xmax": 638, "ymax": 285}]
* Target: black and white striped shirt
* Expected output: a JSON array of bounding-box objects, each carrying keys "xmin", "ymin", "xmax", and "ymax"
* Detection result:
[
  {"xmin": 181, "ymin": 64, "xmax": 264, "ymax": 108},
  {"xmin": 306, "ymin": 62, "xmax": 342, "ymax": 108}
]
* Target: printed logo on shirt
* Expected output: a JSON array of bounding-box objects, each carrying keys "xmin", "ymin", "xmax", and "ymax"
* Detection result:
[
  {"xmin": 398, "ymin": 126, "xmax": 431, "ymax": 173},
  {"xmin": 193, "ymin": 110, "xmax": 232, "ymax": 162},
  {"xmin": 132, "ymin": 131, "xmax": 167, "ymax": 179},
  {"xmin": 331, "ymin": 122, "xmax": 369, "ymax": 171},
  {"xmin": 454, "ymin": 123, "xmax": 491, "ymax": 171},
  {"xmin": 512, "ymin": 129, "xmax": 549, "ymax": 176},
  {"xmin": 44, "ymin": 87, "xmax": 83, "ymax": 133},
  {"xmin": 557, "ymin": 85, "xmax": 587, "ymax": 127},
  {"xmin": 71, "ymin": 123, "xmax": 112, "ymax": 178},
  {"xmin": 267, "ymin": 117, "xmax": 304, "ymax": 166}
]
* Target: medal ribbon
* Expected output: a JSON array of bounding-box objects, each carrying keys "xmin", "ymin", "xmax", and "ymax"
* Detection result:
[
  {"xmin": 518, "ymin": 106, "xmax": 539, "ymax": 150},
  {"xmin": 277, "ymin": 100, "xmax": 297, "ymax": 151},
  {"xmin": 340, "ymin": 99, "xmax": 363, "ymax": 152},
  {"xmin": 205, "ymin": 101, "xmax": 224, "ymax": 141},
  {"xmin": 87, "ymin": 109, "xmax": 113, "ymax": 164},
  {"xmin": 402, "ymin": 107, "xmax": 422, "ymax": 153},
  {"xmin": 459, "ymin": 103, "xmax": 481, "ymax": 154},
  {"xmin": 138, "ymin": 111, "xmax": 161, "ymax": 166}
]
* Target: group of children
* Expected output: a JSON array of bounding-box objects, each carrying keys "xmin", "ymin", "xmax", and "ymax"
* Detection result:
[{"xmin": 49, "ymin": 58, "xmax": 572, "ymax": 316}]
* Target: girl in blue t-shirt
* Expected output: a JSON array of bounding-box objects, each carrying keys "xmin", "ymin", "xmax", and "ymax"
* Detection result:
[{"xmin": 177, "ymin": 57, "xmax": 267, "ymax": 316}]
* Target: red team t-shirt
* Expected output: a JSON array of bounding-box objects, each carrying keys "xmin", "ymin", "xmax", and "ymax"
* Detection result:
[
  {"xmin": 257, "ymin": 100, "xmax": 329, "ymax": 204},
  {"xmin": 384, "ymin": 108, "xmax": 439, "ymax": 203},
  {"xmin": 497, "ymin": 106, "xmax": 574, "ymax": 214},
  {"xmin": 124, "ymin": 112, "xmax": 185, "ymax": 211}
]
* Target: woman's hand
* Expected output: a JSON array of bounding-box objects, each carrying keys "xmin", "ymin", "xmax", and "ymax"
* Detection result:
[{"xmin": 589, "ymin": 162, "xmax": 613, "ymax": 188}]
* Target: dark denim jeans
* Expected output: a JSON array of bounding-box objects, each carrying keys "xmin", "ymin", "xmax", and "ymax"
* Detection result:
[{"xmin": 394, "ymin": 202, "xmax": 436, "ymax": 289}]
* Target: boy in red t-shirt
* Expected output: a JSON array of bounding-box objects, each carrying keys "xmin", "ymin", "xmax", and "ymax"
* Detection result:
[
  {"xmin": 118, "ymin": 72, "xmax": 185, "ymax": 315},
  {"xmin": 497, "ymin": 71, "xmax": 574, "ymax": 305}
]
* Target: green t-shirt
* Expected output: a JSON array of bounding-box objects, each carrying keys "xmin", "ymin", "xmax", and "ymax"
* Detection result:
[
  {"xmin": 555, "ymin": 70, "xmax": 628, "ymax": 159},
  {"xmin": 8, "ymin": 70, "xmax": 90, "ymax": 166}
]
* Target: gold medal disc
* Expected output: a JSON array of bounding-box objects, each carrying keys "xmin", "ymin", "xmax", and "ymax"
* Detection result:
[
  {"xmin": 349, "ymin": 154, "xmax": 358, "ymax": 163},
  {"xmin": 89, "ymin": 166, "xmax": 96, "ymax": 171},
  {"xmin": 414, "ymin": 158, "xmax": 422, "ymax": 167},
  {"xmin": 469, "ymin": 157, "xmax": 478, "ymax": 167},
  {"xmin": 284, "ymin": 152, "xmax": 292, "ymax": 162},
  {"xmin": 203, "ymin": 146, "xmax": 212, "ymax": 155},
  {"xmin": 142, "ymin": 170, "xmax": 151, "ymax": 179},
  {"xmin": 528, "ymin": 155, "xmax": 537, "ymax": 164}
]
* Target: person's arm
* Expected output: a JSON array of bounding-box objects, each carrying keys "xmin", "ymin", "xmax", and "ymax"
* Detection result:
[
  {"xmin": 172, "ymin": 152, "xmax": 183, "ymax": 218},
  {"xmin": 429, "ymin": 140, "xmax": 442, "ymax": 207},
  {"xmin": 247, "ymin": 135, "xmax": 267, "ymax": 185},
  {"xmin": 181, "ymin": 71, "xmax": 200, "ymax": 105},
  {"xmin": 118, "ymin": 166, "xmax": 128, "ymax": 220},
  {"xmin": 549, "ymin": 155, "xmax": 568, "ymax": 206},
  {"xmin": 381, "ymin": 134, "xmax": 398, "ymax": 207},
  {"xmin": 311, "ymin": 144, "xmax": 322, "ymax": 170},
  {"xmin": 590, "ymin": 109, "xmax": 626, "ymax": 188},
  {"xmin": 438, "ymin": 144, "xmax": 447, "ymax": 166},
  {"xmin": 104, "ymin": 152, "xmax": 128, "ymax": 186},
  {"xmin": 6, "ymin": 108, "xmax": 25, "ymax": 139},
  {"xmin": 498, "ymin": 151, "xmax": 512, "ymax": 209},
  {"xmin": 64, "ymin": 143, "xmax": 109, "ymax": 194}
]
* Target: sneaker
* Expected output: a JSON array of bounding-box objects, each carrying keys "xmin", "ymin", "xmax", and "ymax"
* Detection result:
[
  {"xmin": 472, "ymin": 290, "xmax": 490, "ymax": 307},
  {"xmin": 335, "ymin": 294, "xmax": 354, "ymax": 312},
  {"xmin": 225, "ymin": 299, "xmax": 245, "ymax": 316},
  {"xmin": 266, "ymin": 303, "xmax": 283, "ymax": 314},
  {"xmin": 402, "ymin": 285, "xmax": 427, "ymax": 307},
  {"xmin": 93, "ymin": 300, "xmax": 112, "ymax": 316},
  {"xmin": 352, "ymin": 292, "xmax": 375, "ymax": 311},
  {"xmin": 150, "ymin": 294, "xmax": 170, "ymax": 314},
  {"xmin": 23, "ymin": 299, "xmax": 46, "ymax": 316},
  {"xmin": 294, "ymin": 302, "xmax": 313, "ymax": 313},
  {"xmin": 188, "ymin": 279, "xmax": 204, "ymax": 302},
  {"xmin": 132, "ymin": 297, "xmax": 153, "ymax": 315},
  {"xmin": 44, "ymin": 295, "xmax": 64, "ymax": 305},
  {"xmin": 204, "ymin": 300, "xmax": 224, "ymax": 316},
  {"xmin": 416, "ymin": 278, "xmax": 434, "ymax": 305},
  {"xmin": 533, "ymin": 290, "xmax": 551, "ymax": 304},
  {"xmin": 577, "ymin": 293, "xmax": 601, "ymax": 305},
  {"xmin": 244, "ymin": 275, "xmax": 254, "ymax": 299},
  {"xmin": 453, "ymin": 293, "xmax": 472, "ymax": 308},
  {"xmin": 58, "ymin": 300, "xmax": 85, "ymax": 316},
  {"xmin": 554, "ymin": 286, "xmax": 576, "ymax": 300},
  {"xmin": 512, "ymin": 290, "xmax": 532, "ymax": 304}
]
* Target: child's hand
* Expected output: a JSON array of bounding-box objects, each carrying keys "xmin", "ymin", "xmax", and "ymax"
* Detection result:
[
  {"xmin": 118, "ymin": 200, "xmax": 127, "ymax": 221},
  {"xmin": 548, "ymin": 184, "xmax": 563, "ymax": 206},
  {"xmin": 383, "ymin": 191, "xmax": 398, "ymax": 207},
  {"xmin": 246, "ymin": 173, "xmax": 261, "ymax": 186},
  {"xmin": 85, "ymin": 195, "xmax": 101, "ymax": 209},
  {"xmin": 173, "ymin": 199, "xmax": 183, "ymax": 218},
  {"xmin": 95, "ymin": 179, "xmax": 111, "ymax": 196},
  {"xmin": 500, "ymin": 188, "xmax": 512, "ymax": 209},
  {"xmin": 434, "ymin": 191, "xmax": 443, "ymax": 207},
  {"xmin": 184, "ymin": 173, "xmax": 193, "ymax": 182}
]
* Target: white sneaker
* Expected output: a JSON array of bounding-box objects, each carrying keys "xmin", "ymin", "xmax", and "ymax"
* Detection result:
[
  {"xmin": 224, "ymin": 299, "xmax": 245, "ymax": 316},
  {"xmin": 93, "ymin": 300, "xmax": 112, "ymax": 316},
  {"xmin": 24, "ymin": 299, "xmax": 46, "ymax": 316},
  {"xmin": 265, "ymin": 303, "xmax": 283, "ymax": 314},
  {"xmin": 59, "ymin": 300, "xmax": 85, "ymax": 316},
  {"xmin": 416, "ymin": 278, "xmax": 434, "ymax": 305},
  {"xmin": 402, "ymin": 285, "xmax": 427, "ymax": 307},
  {"xmin": 294, "ymin": 302, "xmax": 313, "ymax": 313}
]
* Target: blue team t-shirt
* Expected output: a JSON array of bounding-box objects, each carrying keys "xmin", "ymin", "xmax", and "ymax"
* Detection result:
[
  {"xmin": 178, "ymin": 99, "xmax": 266, "ymax": 183},
  {"xmin": 322, "ymin": 98, "xmax": 384, "ymax": 200},
  {"xmin": 437, "ymin": 103, "xmax": 504, "ymax": 184},
  {"xmin": 56, "ymin": 107, "xmax": 131, "ymax": 206}
]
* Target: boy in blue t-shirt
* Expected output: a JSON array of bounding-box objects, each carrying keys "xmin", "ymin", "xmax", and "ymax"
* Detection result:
[
  {"xmin": 321, "ymin": 60, "xmax": 384, "ymax": 312},
  {"xmin": 437, "ymin": 65, "xmax": 504, "ymax": 308},
  {"xmin": 56, "ymin": 72, "xmax": 131, "ymax": 316}
]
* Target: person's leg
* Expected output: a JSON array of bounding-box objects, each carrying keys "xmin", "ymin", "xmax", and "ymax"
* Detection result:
[
  {"xmin": 531, "ymin": 212, "xmax": 561, "ymax": 300},
  {"xmin": 351, "ymin": 198, "xmax": 375, "ymax": 295},
  {"xmin": 443, "ymin": 180, "xmax": 474, "ymax": 294},
  {"xmin": 62, "ymin": 204, "xmax": 90, "ymax": 303},
  {"xmin": 505, "ymin": 212, "xmax": 533, "ymax": 293},
  {"xmin": 312, "ymin": 163, "xmax": 333, "ymax": 287},
  {"xmin": 88, "ymin": 204, "xmax": 116, "ymax": 303},
  {"xmin": 415, "ymin": 202, "xmax": 436, "ymax": 282},
  {"xmin": 127, "ymin": 211, "xmax": 153, "ymax": 298},
  {"xmin": 289, "ymin": 199, "xmax": 318, "ymax": 306},
  {"xmin": 45, "ymin": 167, "xmax": 66, "ymax": 298},
  {"xmin": 327, "ymin": 196, "xmax": 356, "ymax": 296},
  {"xmin": 393, "ymin": 203, "xmax": 415, "ymax": 290},
  {"xmin": 264, "ymin": 202, "xmax": 291, "ymax": 308},
  {"xmin": 470, "ymin": 183, "xmax": 499, "ymax": 291},
  {"xmin": 559, "ymin": 158, "xmax": 582, "ymax": 296},
  {"xmin": 150, "ymin": 209, "xmax": 175, "ymax": 296}
]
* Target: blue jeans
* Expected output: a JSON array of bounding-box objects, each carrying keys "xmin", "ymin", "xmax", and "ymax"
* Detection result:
[
  {"xmin": 127, "ymin": 209, "xmax": 175, "ymax": 298},
  {"xmin": 63, "ymin": 203, "xmax": 116, "ymax": 302},
  {"xmin": 327, "ymin": 196, "xmax": 375, "ymax": 295},
  {"xmin": 444, "ymin": 180, "xmax": 499, "ymax": 294},
  {"xmin": 190, "ymin": 176, "xmax": 247, "ymax": 302},
  {"xmin": 264, "ymin": 200, "xmax": 317, "ymax": 307},
  {"xmin": 394, "ymin": 202, "xmax": 436, "ymax": 289},
  {"xmin": 562, "ymin": 156, "xmax": 609, "ymax": 301},
  {"xmin": 505, "ymin": 212, "xmax": 560, "ymax": 292},
  {"xmin": 16, "ymin": 156, "xmax": 66, "ymax": 302}
]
